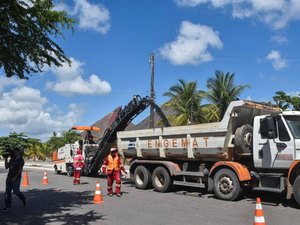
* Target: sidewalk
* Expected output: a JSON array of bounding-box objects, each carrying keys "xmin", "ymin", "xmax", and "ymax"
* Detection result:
[{"xmin": 0, "ymin": 160, "xmax": 54, "ymax": 171}]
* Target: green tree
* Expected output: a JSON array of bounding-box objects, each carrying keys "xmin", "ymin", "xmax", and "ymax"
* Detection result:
[
  {"xmin": 273, "ymin": 91, "xmax": 300, "ymax": 111},
  {"xmin": 273, "ymin": 91, "xmax": 291, "ymax": 110},
  {"xmin": 163, "ymin": 79, "xmax": 206, "ymax": 125},
  {"xmin": 291, "ymin": 96, "xmax": 300, "ymax": 111},
  {"xmin": 0, "ymin": 0, "xmax": 74, "ymax": 79},
  {"xmin": 61, "ymin": 130, "xmax": 80, "ymax": 144},
  {"xmin": 206, "ymin": 71, "xmax": 250, "ymax": 119},
  {"xmin": 201, "ymin": 104, "xmax": 221, "ymax": 122},
  {"xmin": 46, "ymin": 130, "xmax": 80, "ymax": 156},
  {"xmin": 26, "ymin": 138, "xmax": 42, "ymax": 160},
  {"xmin": 0, "ymin": 132, "xmax": 29, "ymax": 156},
  {"xmin": 38, "ymin": 143, "xmax": 52, "ymax": 161},
  {"xmin": 47, "ymin": 132, "xmax": 64, "ymax": 149}
]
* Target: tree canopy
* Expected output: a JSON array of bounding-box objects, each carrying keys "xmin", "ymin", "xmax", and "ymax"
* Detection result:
[
  {"xmin": 163, "ymin": 79, "xmax": 206, "ymax": 125},
  {"xmin": 273, "ymin": 91, "xmax": 300, "ymax": 111},
  {"xmin": 206, "ymin": 71, "xmax": 250, "ymax": 118},
  {"xmin": 0, "ymin": 0, "xmax": 74, "ymax": 79},
  {"xmin": 0, "ymin": 132, "xmax": 29, "ymax": 155}
]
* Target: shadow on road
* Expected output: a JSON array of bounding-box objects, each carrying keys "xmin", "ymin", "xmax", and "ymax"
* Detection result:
[
  {"xmin": 243, "ymin": 189, "xmax": 300, "ymax": 209},
  {"xmin": 172, "ymin": 185, "xmax": 300, "ymax": 209},
  {"xmin": 0, "ymin": 189, "xmax": 106, "ymax": 225}
]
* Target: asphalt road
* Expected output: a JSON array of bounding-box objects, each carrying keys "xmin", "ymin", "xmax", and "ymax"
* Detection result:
[{"xmin": 0, "ymin": 165, "xmax": 300, "ymax": 225}]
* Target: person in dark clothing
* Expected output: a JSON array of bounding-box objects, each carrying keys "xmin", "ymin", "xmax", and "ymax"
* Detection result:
[
  {"xmin": 85, "ymin": 130, "xmax": 94, "ymax": 144},
  {"xmin": 2, "ymin": 148, "xmax": 27, "ymax": 211}
]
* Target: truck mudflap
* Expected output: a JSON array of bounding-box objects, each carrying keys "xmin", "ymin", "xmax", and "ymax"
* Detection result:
[
  {"xmin": 288, "ymin": 160, "xmax": 300, "ymax": 183},
  {"xmin": 287, "ymin": 160, "xmax": 300, "ymax": 200},
  {"xmin": 209, "ymin": 161, "xmax": 251, "ymax": 182}
]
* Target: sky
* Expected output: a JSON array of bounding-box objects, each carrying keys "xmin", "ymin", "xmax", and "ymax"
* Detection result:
[{"xmin": 1, "ymin": 0, "xmax": 300, "ymax": 141}]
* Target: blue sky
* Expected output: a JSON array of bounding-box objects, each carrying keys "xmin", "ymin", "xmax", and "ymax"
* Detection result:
[{"xmin": 1, "ymin": 0, "xmax": 300, "ymax": 141}]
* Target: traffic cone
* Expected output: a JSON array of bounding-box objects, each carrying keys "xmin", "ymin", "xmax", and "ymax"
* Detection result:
[
  {"xmin": 93, "ymin": 181, "xmax": 104, "ymax": 204},
  {"xmin": 22, "ymin": 171, "xmax": 29, "ymax": 187},
  {"xmin": 42, "ymin": 171, "xmax": 49, "ymax": 185},
  {"xmin": 254, "ymin": 197, "xmax": 266, "ymax": 225}
]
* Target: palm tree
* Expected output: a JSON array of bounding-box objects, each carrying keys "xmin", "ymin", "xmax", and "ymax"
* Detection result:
[
  {"xmin": 201, "ymin": 104, "xmax": 221, "ymax": 122},
  {"xmin": 206, "ymin": 71, "xmax": 250, "ymax": 119},
  {"xmin": 46, "ymin": 132, "xmax": 63, "ymax": 154},
  {"xmin": 46, "ymin": 131, "xmax": 80, "ymax": 157},
  {"xmin": 61, "ymin": 130, "xmax": 80, "ymax": 144},
  {"xmin": 38, "ymin": 143, "xmax": 52, "ymax": 161},
  {"xmin": 163, "ymin": 79, "xmax": 206, "ymax": 125},
  {"xmin": 26, "ymin": 138, "xmax": 42, "ymax": 160}
]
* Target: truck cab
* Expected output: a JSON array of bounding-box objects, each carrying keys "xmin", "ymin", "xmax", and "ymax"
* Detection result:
[{"xmin": 253, "ymin": 112, "xmax": 300, "ymax": 169}]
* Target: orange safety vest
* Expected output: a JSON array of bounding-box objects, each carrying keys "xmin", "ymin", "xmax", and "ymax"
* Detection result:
[{"xmin": 107, "ymin": 154, "xmax": 121, "ymax": 171}]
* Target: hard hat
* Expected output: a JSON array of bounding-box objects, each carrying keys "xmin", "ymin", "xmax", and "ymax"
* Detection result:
[{"xmin": 110, "ymin": 147, "xmax": 117, "ymax": 152}]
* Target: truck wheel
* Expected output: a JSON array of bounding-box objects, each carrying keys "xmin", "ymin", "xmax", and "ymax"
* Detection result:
[
  {"xmin": 67, "ymin": 166, "xmax": 74, "ymax": 177},
  {"xmin": 54, "ymin": 167, "xmax": 61, "ymax": 175},
  {"xmin": 134, "ymin": 166, "xmax": 152, "ymax": 189},
  {"xmin": 54, "ymin": 166, "xmax": 61, "ymax": 175},
  {"xmin": 293, "ymin": 175, "xmax": 300, "ymax": 206},
  {"xmin": 235, "ymin": 124, "xmax": 253, "ymax": 153},
  {"xmin": 152, "ymin": 167, "xmax": 172, "ymax": 192},
  {"xmin": 213, "ymin": 168, "xmax": 243, "ymax": 201}
]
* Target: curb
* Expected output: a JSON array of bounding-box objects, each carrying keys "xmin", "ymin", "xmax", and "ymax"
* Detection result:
[{"xmin": 0, "ymin": 161, "xmax": 54, "ymax": 171}]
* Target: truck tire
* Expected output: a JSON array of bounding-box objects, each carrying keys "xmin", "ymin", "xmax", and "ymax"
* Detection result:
[
  {"xmin": 293, "ymin": 175, "xmax": 300, "ymax": 206},
  {"xmin": 134, "ymin": 166, "xmax": 152, "ymax": 189},
  {"xmin": 54, "ymin": 165, "xmax": 61, "ymax": 175},
  {"xmin": 67, "ymin": 166, "xmax": 74, "ymax": 177},
  {"xmin": 152, "ymin": 167, "xmax": 172, "ymax": 192},
  {"xmin": 235, "ymin": 124, "xmax": 253, "ymax": 153},
  {"xmin": 213, "ymin": 168, "xmax": 243, "ymax": 201}
]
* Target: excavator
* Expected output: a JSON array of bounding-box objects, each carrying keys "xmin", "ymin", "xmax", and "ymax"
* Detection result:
[{"xmin": 52, "ymin": 95, "xmax": 169, "ymax": 176}]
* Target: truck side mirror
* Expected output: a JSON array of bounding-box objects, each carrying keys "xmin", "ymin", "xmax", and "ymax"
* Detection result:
[{"xmin": 260, "ymin": 116, "xmax": 277, "ymax": 139}]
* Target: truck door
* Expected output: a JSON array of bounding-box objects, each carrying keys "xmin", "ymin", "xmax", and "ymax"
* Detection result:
[{"xmin": 253, "ymin": 115, "xmax": 294, "ymax": 168}]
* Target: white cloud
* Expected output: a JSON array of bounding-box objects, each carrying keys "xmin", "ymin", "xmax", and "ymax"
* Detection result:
[
  {"xmin": 266, "ymin": 50, "xmax": 287, "ymax": 70},
  {"xmin": 159, "ymin": 21, "xmax": 223, "ymax": 65},
  {"xmin": 0, "ymin": 86, "xmax": 81, "ymax": 140},
  {"xmin": 175, "ymin": 0, "xmax": 300, "ymax": 30},
  {"xmin": 55, "ymin": 0, "xmax": 110, "ymax": 34},
  {"xmin": 175, "ymin": 0, "xmax": 208, "ymax": 7},
  {"xmin": 0, "ymin": 76, "xmax": 25, "ymax": 92},
  {"xmin": 270, "ymin": 34, "xmax": 288, "ymax": 45},
  {"xmin": 46, "ymin": 58, "xmax": 112, "ymax": 96},
  {"xmin": 286, "ymin": 91, "xmax": 300, "ymax": 97}
]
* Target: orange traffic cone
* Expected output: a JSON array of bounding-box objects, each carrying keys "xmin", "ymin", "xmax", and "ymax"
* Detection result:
[
  {"xmin": 254, "ymin": 197, "xmax": 266, "ymax": 225},
  {"xmin": 22, "ymin": 171, "xmax": 29, "ymax": 187},
  {"xmin": 42, "ymin": 171, "xmax": 49, "ymax": 185},
  {"xmin": 93, "ymin": 181, "xmax": 104, "ymax": 204}
]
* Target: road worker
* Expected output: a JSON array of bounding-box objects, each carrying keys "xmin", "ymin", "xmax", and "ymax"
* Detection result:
[
  {"xmin": 102, "ymin": 148, "xmax": 127, "ymax": 197},
  {"xmin": 85, "ymin": 130, "xmax": 94, "ymax": 144},
  {"xmin": 73, "ymin": 148, "xmax": 85, "ymax": 185}
]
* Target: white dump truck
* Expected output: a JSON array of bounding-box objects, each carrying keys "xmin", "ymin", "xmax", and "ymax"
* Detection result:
[{"xmin": 117, "ymin": 100, "xmax": 300, "ymax": 205}]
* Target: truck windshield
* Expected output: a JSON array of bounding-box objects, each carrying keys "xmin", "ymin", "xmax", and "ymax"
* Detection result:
[{"xmin": 284, "ymin": 116, "xmax": 300, "ymax": 139}]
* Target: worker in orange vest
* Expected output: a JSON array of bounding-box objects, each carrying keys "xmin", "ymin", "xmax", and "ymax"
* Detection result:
[
  {"xmin": 73, "ymin": 148, "xmax": 85, "ymax": 185},
  {"xmin": 102, "ymin": 148, "xmax": 127, "ymax": 197}
]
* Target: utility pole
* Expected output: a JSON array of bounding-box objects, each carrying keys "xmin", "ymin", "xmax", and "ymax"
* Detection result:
[{"xmin": 149, "ymin": 53, "xmax": 155, "ymax": 129}]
